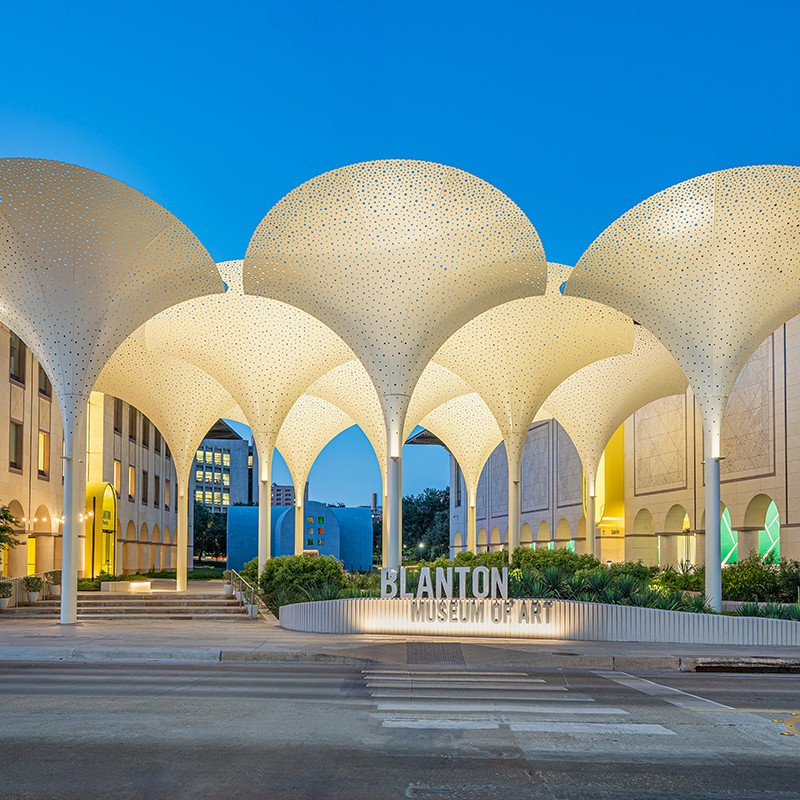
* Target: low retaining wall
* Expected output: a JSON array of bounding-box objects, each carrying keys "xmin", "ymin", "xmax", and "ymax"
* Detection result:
[{"xmin": 279, "ymin": 597, "xmax": 800, "ymax": 646}]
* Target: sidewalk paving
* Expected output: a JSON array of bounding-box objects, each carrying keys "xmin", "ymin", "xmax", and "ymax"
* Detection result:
[{"xmin": 1, "ymin": 611, "xmax": 799, "ymax": 671}]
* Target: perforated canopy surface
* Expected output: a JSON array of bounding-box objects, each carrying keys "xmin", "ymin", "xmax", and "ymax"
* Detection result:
[
  {"xmin": 243, "ymin": 159, "xmax": 548, "ymax": 439},
  {"xmin": 0, "ymin": 158, "xmax": 221, "ymax": 427},
  {"xmin": 541, "ymin": 325, "xmax": 688, "ymax": 484},
  {"xmin": 566, "ymin": 165, "xmax": 800, "ymax": 450}
]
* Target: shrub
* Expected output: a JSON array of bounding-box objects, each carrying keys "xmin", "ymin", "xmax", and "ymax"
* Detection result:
[
  {"xmin": 511, "ymin": 547, "xmax": 600, "ymax": 574},
  {"xmin": 778, "ymin": 559, "xmax": 800, "ymax": 604},
  {"xmin": 77, "ymin": 578, "xmax": 100, "ymax": 591},
  {"xmin": 609, "ymin": 561, "xmax": 653, "ymax": 581},
  {"xmin": 259, "ymin": 555, "xmax": 345, "ymax": 595},
  {"xmin": 0, "ymin": 582, "xmax": 12, "ymax": 599},
  {"xmin": 22, "ymin": 576, "xmax": 43, "ymax": 592},
  {"xmin": 241, "ymin": 558, "xmax": 259, "ymax": 584},
  {"xmin": 454, "ymin": 550, "xmax": 509, "ymax": 569},
  {"xmin": 721, "ymin": 553, "xmax": 781, "ymax": 601}
]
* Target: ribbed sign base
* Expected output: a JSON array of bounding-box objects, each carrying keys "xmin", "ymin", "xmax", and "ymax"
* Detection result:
[{"xmin": 279, "ymin": 597, "xmax": 800, "ymax": 646}]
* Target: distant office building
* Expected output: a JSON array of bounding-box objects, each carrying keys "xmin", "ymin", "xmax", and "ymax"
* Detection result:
[
  {"xmin": 272, "ymin": 482, "xmax": 308, "ymax": 507},
  {"xmin": 190, "ymin": 420, "xmax": 250, "ymax": 514},
  {"xmin": 226, "ymin": 500, "xmax": 373, "ymax": 573}
]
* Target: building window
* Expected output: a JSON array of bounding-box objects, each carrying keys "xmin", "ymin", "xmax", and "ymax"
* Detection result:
[
  {"xmin": 113, "ymin": 459, "xmax": 121, "ymax": 497},
  {"xmin": 223, "ymin": 449, "xmax": 231, "ymax": 466},
  {"xmin": 128, "ymin": 406, "xmax": 137, "ymax": 442},
  {"xmin": 128, "ymin": 465, "xmax": 135, "ymax": 502},
  {"xmin": 38, "ymin": 364, "xmax": 51, "ymax": 397},
  {"xmin": 455, "ymin": 464, "xmax": 462, "ymax": 507},
  {"xmin": 213, "ymin": 472, "xmax": 221, "ymax": 484},
  {"xmin": 165, "ymin": 446, "xmax": 171, "ymax": 461},
  {"xmin": 141, "ymin": 470, "xmax": 148, "ymax": 505},
  {"xmin": 195, "ymin": 469, "xmax": 204, "ymax": 483},
  {"xmin": 222, "ymin": 472, "xmax": 230, "ymax": 486},
  {"xmin": 205, "ymin": 470, "xmax": 213, "ymax": 484},
  {"xmin": 222, "ymin": 490, "xmax": 230, "ymax": 506},
  {"xmin": 195, "ymin": 489, "xmax": 203, "ymax": 503},
  {"xmin": 204, "ymin": 491, "xmax": 213, "ymax": 505},
  {"xmin": 142, "ymin": 417, "xmax": 150, "ymax": 448},
  {"xmin": 204, "ymin": 450, "xmax": 212, "ymax": 464},
  {"xmin": 214, "ymin": 450, "xmax": 222, "ymax": 466},
  {"xmin": 37, "ymin": 431, "xmax": 50, "ymax": 478},
  {"xmin": 9, "ymin": 332, "xmax": 25, "ymax": 384},
  {"xmin": 317, "ymin": 539, "xmax": 324, "ymax": 546},
  {"xmin": 306, "ymin": 538, "xmax": 313, "ymax": 547},
  {"xmin": 154, "ymin": 474, "xmax": 161, "ymax": 507},
  {"xmin": 154, "ymin": 430, "xmax": 161, "ymax": 454},
  {"xmin": 196, "ymin": 448, "xmax": 204, "ymax": 463},
  {"xmin": 213, "ymin": 491, "xmax": 221, "ymax": 505},
  {"xmin": 165, "ymin": 479, "xmax": 171, "ymax": 510},
  {"xmin": 113, "ymin": 398, "xmax": 123, "ymax": 433},
  {"xmin": 9, "ymin": 420, "xmax": 23, "ymax": 470}
]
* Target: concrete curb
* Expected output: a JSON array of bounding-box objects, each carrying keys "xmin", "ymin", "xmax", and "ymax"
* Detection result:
[{"xmin": 2, "ymin": 645, "xmax": 798, "ymax": 671}]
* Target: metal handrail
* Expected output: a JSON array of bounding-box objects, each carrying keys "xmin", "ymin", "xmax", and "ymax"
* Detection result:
[{"xmin": 229, "ymin": 569, "xmax": 262, "ymax": 618}]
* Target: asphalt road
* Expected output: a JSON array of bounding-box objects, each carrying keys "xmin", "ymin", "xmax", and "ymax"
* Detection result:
[{"xmin": 1, "ymin": 660, "xmax": 799, "ymax": 799}]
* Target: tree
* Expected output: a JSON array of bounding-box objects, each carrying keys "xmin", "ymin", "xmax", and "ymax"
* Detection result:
[
  {"xmin": 0, "ymin": 503, "xmax": 21, "ymax": 572},
  {"xmin": 401, "ymin": 487, "xmax": 450, "ymax": 562},
  {"xmin": 193, "ymin": 503, "xmax": 227, "ymax": 561}
]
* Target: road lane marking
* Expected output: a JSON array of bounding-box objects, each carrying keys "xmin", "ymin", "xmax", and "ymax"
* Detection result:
[
  {"xmin": 382, "ymin": 719, "xmax": 500, "ymax": 730},
  {"xmin": 375, "ymin": 701, "xmax": 628, "ymax": 714},
  {"xmin": 594, "ymin": 671, "xmax": 730, "ymax": 710}
]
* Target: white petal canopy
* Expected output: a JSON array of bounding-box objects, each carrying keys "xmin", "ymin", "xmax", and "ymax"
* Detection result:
[{"xmin": 541, "ymin": 325, "xmax": 688, "ymax": 488}]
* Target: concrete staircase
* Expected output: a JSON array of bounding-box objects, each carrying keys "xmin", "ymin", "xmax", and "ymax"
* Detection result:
[{"xmin": 6, "ymin": 590, "xmax": 250, "ymax": 621}]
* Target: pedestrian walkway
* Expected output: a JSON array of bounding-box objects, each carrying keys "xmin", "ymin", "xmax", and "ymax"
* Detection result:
[{"xmin": 1, "ymin": 609, "xmax": 799, "ymax": 671}]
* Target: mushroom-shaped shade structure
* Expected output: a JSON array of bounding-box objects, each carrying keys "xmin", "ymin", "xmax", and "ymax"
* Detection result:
[
  {"xmin": 433, "ymin": 263, "xmax": 634, "ymax": 552},
  {"xmin": 541, "ymin": 325, "xmax": 688, "ymax": 555},
  {"xmin": 145, "ymin": 261, "xmax": 355, "ymax": 570},
  {"xmin": 0, "ymin": 159, "xmax": 221, "ymax": 623},
  {"xmin": 275, "ymin": 394, "xmax": 355, "ymax": 555},
  {"xmin": 243, "ymin": 160, "xmax": 547, "ymax": 568},
  {"xmin": 565, "ymin": 165, "xmax": 800, "ymax": 608},
  {"xmin": 417, "ymin": 393, "xmax": 503, "ymax": 553},
  {"xmin": 95, "ymin": 331, "xmax": 243, "ymax": 590}
]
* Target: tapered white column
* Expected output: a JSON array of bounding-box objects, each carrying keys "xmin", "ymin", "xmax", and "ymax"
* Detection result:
[
  {"xmin": 467, "ymin": 487, "xmax": 477, "ymax": 553},
  {"xmin": 176, "ymin": 488, "xmax": 189, "ymax": 592},
  {"xmin": 60, "ymin": 399, "xmax": 87, "ymax": 625},
  {"xmin": 381, "ymin": 488, "xmax": 389, "ymax": 568},
  {"xmin": 258, "ymin": 452, "xmax": 272, "ymax": 572},
  {"xmin": 505, "ymin": 432, "xmax": 526, "ymax": 555},
  {"xmin": 705, "ymin": 449, "xmax": 722, "ymax": 612},
  {"xmin": 294, "ymin": 495, "xmax": 305, "ymax": 555},
  {"xmin": 387, "ymin": 451, "xmax": 401, "ymax": 569},
  {"xmin": 585, "ymin": 490, "xmax": 596, "ymax": 558}
]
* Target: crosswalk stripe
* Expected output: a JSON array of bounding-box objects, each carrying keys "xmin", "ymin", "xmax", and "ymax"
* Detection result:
[
  {"xmin": 365, "ymin": 681, "xmax": 567, "ymax": 691},
  {"xmin": 382, "ymin": 720, "xmax": 500, "ymax": 730},
  {"xmin": 369, "ymin": 690, "xmax": 582, "ymax": 701},
  {"xmin": 363, "ymin": 671, "xmax": 543, "ymax": 682},
  {"xmin": 375, "ymin": 701, "xmax": 628, "ymax": 715},
  {"xmin": 509, "ymin": 721, "xmax": 675, "ymax": 735}
]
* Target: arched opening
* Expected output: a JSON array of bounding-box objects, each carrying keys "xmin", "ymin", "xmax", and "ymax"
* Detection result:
[
  {"xmin": 660, "ymin": 504, "xmax": 690, "ymax": 567},
  {"xmin": 741, "ymin": 494, "xmax": 780, "ymax": 562},
  {"xmin": 32, "ymin": 505, "xmax": 54, "ymax": 574},
  {"xmin": 85, "ymin": 483, "xmax": 118, "ymax": 578},
  {"xmin": 701, "ymin": 503, "xmax": 733, "ymax": 565},
  {"xmin": 451, "ymin": 531, "xmax": 463, "ymax": 559},
  {"xmin": 555, "ymin": 518, "xmax": 571, "ymax": 550},
  {"xmin": 138, "ymin": 523, "xmax": 150, "ymax": 573},
  {"xmin": 151, "ymin": 524, "xmax": 161, "ymax": 571},
  {"xmin": 489, "ymin": 527, "xmax": 501, "ymax": 552},
  {"xmin": 123, "ymin": 520, "xmax": 137, "ymax": 574},
  {"xmin": 6, "ymin": 500, "xmax": 26, "ymax": 577},
  {"xmin": 161, "ymin": 528, "xmax": 174, "ymax": 569},
  {"xmin": 476, "ymin": 528, "xmax": 487, "ymax": 553},
  {"xmin": 627, "ymin": 507, "xmax": 657, "ymax": 564},
  {"xmin": 520, "ymin": 522, "xmax": 533, "ymax": 549},
  {"xmin": 535, "ymin": 520, "xmax": 550, "ymax": 551}
]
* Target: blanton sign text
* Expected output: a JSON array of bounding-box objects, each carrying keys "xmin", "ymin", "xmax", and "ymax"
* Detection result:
[{"xmin": 379, "ymin": 566, "xmax": 553, "ymax": 626}]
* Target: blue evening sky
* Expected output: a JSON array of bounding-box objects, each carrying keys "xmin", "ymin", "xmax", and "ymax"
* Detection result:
[{"xmin": 2, "ymin": 1, "xmax": 798, "ymax": 505}]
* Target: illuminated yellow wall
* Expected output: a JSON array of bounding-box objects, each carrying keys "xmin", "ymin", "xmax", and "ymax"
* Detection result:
[
  {"xmin": 84, "ymin": 482, "xmax": 118, "ymax": 578},
  {"xmin": 593, "ymin": 424, "xmax": 625, "ymax": 560}
]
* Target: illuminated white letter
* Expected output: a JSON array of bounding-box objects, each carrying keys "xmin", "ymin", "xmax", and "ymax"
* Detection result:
[
  {"xmin": 417, "ymin": 567, "xmax": 433, "ymax": 598},
  {"xmin": 381, "ymin": 568, "xmax": 398, "ymax": 599}
]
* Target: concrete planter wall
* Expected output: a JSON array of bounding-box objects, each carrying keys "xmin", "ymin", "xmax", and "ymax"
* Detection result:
[{"xmin": 279, "ymin": 597, "xmax": 800, "ymax": 646}]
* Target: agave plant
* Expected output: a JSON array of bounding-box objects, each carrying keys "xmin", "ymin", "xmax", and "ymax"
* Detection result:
[
  {"xmin": 613, "ymin": 574, "xmax": 642, "ymax": 600},
  {"xmin": 563, "ymin": 576, "xmax": 586, "ymax": 600},
  {"xmin": 630, "ymin": 588, "xmax": 662, "ymax": 608},
  {"xmin": 763, "ymin": 601, "xmax": 786, "ymax": 620},
  {"xmin": 586, "ymin": 570, "xmax": 611, "ymax": 595},
  {"xmin": 599, "ymin": 587, "xmax": 623, "ymax": 605},
  {"xmin": 577, "ymin": 591, "xmax": 599, "ymax": 603},
  {"xmin": 738, "ymin": 601, "xmax": 763, "ymax": 617},
  {"xmin": 683, "ymin": 595, "xmax": 712, "ymax": 614},
  {"xmin": 542, "ymin": 566, "xmax": 567, "ymax": 598},
  {"xmin": 783, "ymin": 603, "xmax": 800, "ymax": 621},
  {"xmin": 661, "ymin": 590, "xmax": 686, "ymax": 611}
]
